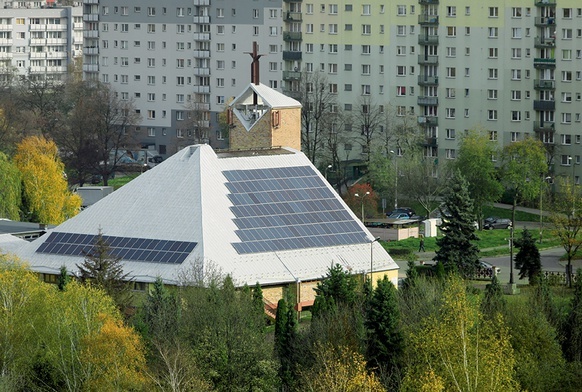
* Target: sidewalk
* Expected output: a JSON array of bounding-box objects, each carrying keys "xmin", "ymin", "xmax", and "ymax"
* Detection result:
[{"xmin": 493, "ymin": 202, "xmax": 549, "ymax": 217}]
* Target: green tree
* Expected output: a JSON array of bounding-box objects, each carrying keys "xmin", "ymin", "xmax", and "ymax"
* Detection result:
[
  {"xmin": 514, "ymin": 229, "xmax": 542, "ymax": 284},
  {"xmin": 312, "ymin": 263, "xmax": 359, "ymax": 318},
  {"xmin": 549, "ymin": 178, "xmax": 582, "ymax": 287},
  {"xmin": 455, "ymin": 129, "xmax": 503, "ymax": 228},
  {"xmin": 563, "ymin": 269, "xmax": 582, "ymax": 362},
  {"xmin": 274, "ymin": 298, "xmax": 298, "ymax": 390},
  {"xmin": 57, "ymin": 264, "xmax": 70, "ymax": 291},
  {"xmin": 76, "ymin": 229, "xmax": 133, "ymax": 311},
  {"xmin": 13, "ymin": 135, "xmax": 81, "ymax": 224},
  {"xmin": 433, "ymin": 170, "xmax": 480, "ymax": 278},
  {"xmin": 482, "ymin": 275, "xmax": 506, "ymax": 316},
  {"xmin": 365, "ymin": 276, "xmax": 404, "ymax": 389},
  {"xmin": 401, "ymin": 276, "xmax": 518, "ymax": 392},
  {"xmin": 142, "ymin": 277, "xmax": 179, "ymax": 343},
  {"xmin": 0, "ymin": 152, "xmax": 21, "ymax": 220}
]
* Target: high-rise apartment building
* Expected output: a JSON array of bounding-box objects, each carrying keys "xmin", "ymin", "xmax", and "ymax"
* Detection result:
[
  {"xmin": 0, "ymin": 0, "xmax": 83, "ymax": 83},
  {"xmin": 84, "ymin": 0, "xmax": 581, "ymax": 182}
]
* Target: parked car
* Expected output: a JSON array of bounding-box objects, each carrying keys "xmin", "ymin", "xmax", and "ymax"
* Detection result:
[
  {"xmin": 387, "ymin": 207, "xmax": 415, "ymax": 217},
  {"xmin": 479, "ymin": 261, "xmax": 501, "ymax": 275},
  {"xmin": 387, "ymin": 212, "xmax": 411, "ymax": 220},
  {"xmin": 483, "ymin": 217, "xmax": 512, "ymax": 230}
]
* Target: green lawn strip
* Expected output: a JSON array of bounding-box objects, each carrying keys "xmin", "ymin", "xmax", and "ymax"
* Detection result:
[
  {"xmin": 482, "ymin": 205, "xmax": 540, "ymax": 222},
  {"xmin": 96, "ymin": 173, "xmax": 140, "ymax": 189}
]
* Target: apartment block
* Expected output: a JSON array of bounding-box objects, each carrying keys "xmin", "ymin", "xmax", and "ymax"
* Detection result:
[
  {"xmin": 0, "ymin": 0, "xmax": 83, "ymax": 83},
  {"xmin": 78, "ymin": 0, "xmax": 582, "ymax": 182}
]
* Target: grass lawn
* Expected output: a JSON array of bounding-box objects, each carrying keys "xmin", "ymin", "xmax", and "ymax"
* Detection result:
[
  {"xmin": 96, "ymin": 173, "xmax": 140, "ymax": 189},
  {"xmin": 383, "ymin": 228, "xmax": 561, "ymax": 258}
]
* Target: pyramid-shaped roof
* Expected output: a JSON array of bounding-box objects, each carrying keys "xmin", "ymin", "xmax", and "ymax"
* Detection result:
[{"xmin": 13, "ymin": 145, "xmax": 397, "ymax": 286}]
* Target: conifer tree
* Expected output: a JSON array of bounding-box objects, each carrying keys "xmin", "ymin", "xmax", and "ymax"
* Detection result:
[
  {"xmin": 366, "ymin": 276, "xmax": 404, "ymax": 389},
  {"xmin": 76, "ymin": 229, "xmax": 132, "ymax": 311},
  {"xmin": 312, "ymin": 263, "xmax": 358, "ymax": 318},
  {"xmin": 514, "ymin": 229, "xmax": 542, "ymax": 284},
  {"xmin": 274, "ymin": 298, "xmax": 298, "ymax": 390},
  {"xmin": 481, "ymin": 275, "xmax": 506, "ymax": 316},
  {"xmin": 563, "ymin": 269, "xmax": 582, "ymax": 362},
  {"xmin": 433, "ymin": 170, "xmax": 480, "ymax": 278},
  {"xmin": 57, "ymin": 265, "xmax": 70, "ymax": 291},
  {"xmin": 143, "ymin": 277, "xmax": 179, "ymax": 343}
]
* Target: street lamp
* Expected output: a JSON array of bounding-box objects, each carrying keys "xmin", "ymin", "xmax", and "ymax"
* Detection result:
[
  {"xmin": 509, "ymin": 226, "xmax": 515, "ymax": 285},
  {"xmin": 325, "ymin": 164, "xmax": 332, "ymax": 180},
  {"xmin": 390, "ymin": 150, "xmax": 398, "ymax": 209},
  {"xmin": 354, "ymin": 191, "xmax": 370, "ymax": 224},
  {"xmin": 370, "ymin": 236, "xmax": 381, "ymax": 288},
  {"xmin": 539, "ymin": 176, "xmax": 552, "ymax": 243}
]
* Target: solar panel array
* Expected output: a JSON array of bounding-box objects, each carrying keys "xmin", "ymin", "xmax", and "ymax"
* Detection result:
[
  {"xmin": 223, "ymin": 166, "xmax": 370, "ymax": 254},
  {"xmin": 36, "ymin": 232, "xmax": 196, "ymax": 264}
]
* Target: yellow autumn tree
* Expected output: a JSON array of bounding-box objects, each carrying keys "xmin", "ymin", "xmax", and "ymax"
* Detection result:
[
  {"xmin": 401, "ymin": 275, "xmax": 519, "ymax": 392},
  {"xmin": 81, "ymin": 313, "xmax": 147, "ymax": 391},
  {"xmin": 13, "ymin": 135, "xmax": 81, "ymax": 224},
  {"xmin": 299, "ymin": 343, "xmax": 386, "ymax": 392}
]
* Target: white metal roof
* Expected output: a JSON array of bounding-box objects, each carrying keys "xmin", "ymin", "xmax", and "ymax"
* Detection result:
[
  {"xmin": 14, "ymin": 145, "xmax": 397, "ymax": 286},
  {"xmin": 231, "ymin": 83, "xmax": 302, "ymax": 109}
]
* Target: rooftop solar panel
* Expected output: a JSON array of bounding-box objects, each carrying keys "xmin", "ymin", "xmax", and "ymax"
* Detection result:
[
  {"xmin": 224, "ymin": 165, "xmax": 370, "ymax": 254},
  {"xmin": 36, "ymin": 232, "xmax": 196, "ymax": 264}
]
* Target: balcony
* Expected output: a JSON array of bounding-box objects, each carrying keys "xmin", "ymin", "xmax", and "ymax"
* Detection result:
[
  {"xmin": 192, "ymin": 50, "xmax": 210, "ymax": 58},
  {"xmin": 0, "ymin": 52, "xmax": 13, "ymax": 59},
  {"xmin": 0, "ymin": 24, "xmax": 12, "ymax": 31},
  {"xmin": 534, "ymin": 58, "xmax": 556, "ymax": 68},
  {"xmin": 534, "ymin": 79, "xmax": 555, "ymax": 90},
  {"xmin": 192, "ymin": 33, "xmax": 210, "ymax": 41},
  {"xmin": 47, "ymin": 51, "xmax": 67, "ymax": 59},
  {"xmin": 534, "ymin": 100, "xmax": 555, "ymax": 111},
  {"xmin": 418, "ymin": 15, "xmax": 439, "ymax": 24},
  {"xmin": 418, "ymin": 35, "xmax": 438, "ymax": 45},
  {"xmin": 73, "ymin": 22, "xmax": 83, "ymax": 29},
  {"xmin": 83, "ymin": 0, "xmax": 99, "ymax": 4},
  {"xmin": 82, "ymin": 64, "xmax": 99, "ymax": 72},
  {"xmin": 418, "ymin": 75, "xmax": 439, "ymax": 85},
  {"xmin": 193, "ymin": 85, "xmax": 211, "ymax": 94},
  {"xmin": 419, "ymin": 0, "xmax": 439, "ymax": 4},
  {"xmin": 30, "ymin": 24, "xmax": 46, "ymax": 31},
  {"xmin": 193, "ymin": 67, "xmax": 210, "ymax": 76},
  {"xmin": 30, "ymin": 52, "xmax": 46, "ymax": 58},
  {"xmin": 283, "ymin": 32, "xmax": 302, "ymax": 41},
  {"xmin": 534, "ymin": 37, "xmax": 555, "ymax": 48},
  {"xmin": 534, "ymin": 121, "xmax": 555, "ymax": 132},
  {"xmin": 283, "ymin": 70, "xmax": 301, "ymax": 80},
  {"xmin": 83, "ymin": 47, "xmax": 99, "ymax": 55},
  {"xmin": 283, "ymin": 51, "xmax": 302, "ymax": 61},
  {"xmin": 29, "ymin": 38, "xmax": 45, "ymax": 45},
  {"xmin": 418, "ymin": 96, "xmax": 438, "ymax": 106},
  {"xmin": 83, "ymin": 14, "xmax": 99, "ymax": 22},
  {"xmin": 193, "ymin": 0, "xmax": 210, "ymax": 5},
  {"xmin": 418, "ymin": 116, "xmax": 438, "ymax": 126},
  {"xmin": 534, "ymin": 0, "xmax": 556, "ymax": 7},
  {"xmin": 418, "ymin": 55, "xmax": 438, "ymax": 65},
  {"xmin": 46, "ymin": 38, "xmax": 67, "ymax": 45},
  {"xmin": 83, "ymin": 30, "xmax": 99, "ymax": 38},
  {"xmin": 285, "ymin": 12, "xmax": 302, "ymax": 22},
  {"xmin": 193, "ymin": 15, "xmax": 210, "ymax": 24},
  {"xmin": 535, "ymin": 16, "xmax": 556, "ymax": 26},
  {"xmin": 423, "ymin": 137, "xmax": 438, "ymax": 147}
]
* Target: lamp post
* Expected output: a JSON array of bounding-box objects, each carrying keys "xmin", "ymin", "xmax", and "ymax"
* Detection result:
[
  {"xmin": 370, "ymin": 236, "xmax": 380, "ymax": 288},
  {"xmin": 539, "ymin": 176, "xmax": 552, "ymax": 243},
  {"xmin": 390, "ymin": 150, "xmax": 398, "ymax": 209},
  {"xmin": 509, "ymin": 226, "xmax": 515, "ymax": 285},
  {"xmin": 354, "ymin": 191, "xmax": 370, "ymax": 225}
]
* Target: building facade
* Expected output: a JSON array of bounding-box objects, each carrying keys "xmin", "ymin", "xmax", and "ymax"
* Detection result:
[
  {"xmin": 81, "ymin": 0, "xmax": 582, "ymax": 182},
  {"xmin": 0, "ymin": 0, "xmax": 83, "ymax": 83}
]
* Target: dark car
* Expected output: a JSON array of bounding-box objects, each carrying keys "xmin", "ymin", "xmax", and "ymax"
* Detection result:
[
  {"xmin": 483, "ymin": 218, "xmax": 512, "ymax": 230},
  {"xmin": 387, "ymin": 207, "xmax": 415, "ymax": 217},
  {"xmin": 478, "ymin": 261, "xmax": 501, "ymax": 277}
]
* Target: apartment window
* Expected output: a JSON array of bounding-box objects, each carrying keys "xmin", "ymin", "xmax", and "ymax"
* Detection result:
[
  {"xmin": 446, "ymin": 47, "xmax": 456, "ymax": 57},
  {"xmin": 329, "ymin": 84, "xmax": 338, "ymax": 94},
  {"xmin": 562, "ymin": 49, "xmax": 572, "ymax": 61},
  {"xmin": 147, "ymin": 110, "xmax": 155, "ymax": 119},
  {"xmin": 512, "ymin": 28, "xmax": 522, "ymax": 39},
  {"xmin": 563, "ymin": 8, "xmax": 572, "ymax": 18},
  {"xmin": 362, "ymin": 64, "xmax": 371, "ymax": 75},
  {"xmin": 488, "ymin": 110, "xmax": 498, "ymax": 120},
  {"xmin": 447, "ymin": 6, "xmax": 456, "ymax": 17},
  {"xmin": 447, "ymin": 26, "xmax": 456, "ymax": 37},
  {"xmin": 488, "ymin": 68, "xmax": 498, "ymax": 79},
  {"xmin": 362, "ymin": 4, "xmax": 371, "ymax": 15},
  {"xmin": 446, "ymin": 88, "xmax": 456, "ymax": 98},
  {"xmin": 328, "ymin": 63, "xmax": 337, "ymax": 73},
  {"xmin": 489, "ymin": 131, "xmax": 498, "ymax": 141},
  {"xmin": 148, "ymin": 7, "xmax": 156, "ymax": 16},
  {"xmin": 362, "ymin": 45, "xmax": 371, "ymax": 54},
  {"xmin": 488, "ymin": 27, "xmax": 498, "ymax": 38},
  {"xmin": 562, "ymin": 134, "xmax": 572, "ymax": 145},
  {"xmin": 511, "ymin": 111, "xmax": 521, "ymax": 121},
  {"xmin": 216, "ymin": 78, "xmax": 224, "ymax": 87},
  {"xmin": 563, "ymin": 29, "xmax": 573, "ymax": 39},
  {"xmin": 362, "ymin": 24, "xmax": 371, "ymax": 35},
  {"xmin": 562, "ymin": 113, "xmax": 572, "ymax": 124},
  {"xmin": 397, "ymin": 86, "xmax": 406, "ymax": 96},
  {"xmin": 361, "ymin": 85, "xmax": 371, "ymax": 95},
  {"xmin": 397, "ymin": 5, "xmax": 406, "ymax": 16},
  {"xmin": 396, "ymin": 66, "xmax": 406, "ymax": 76},
  {"xmin": 563, "ymin": 71, "xmax": 573, "ymax": 82},
  {"xmin": 512, "ymin": 7, "xmax": 522, "ymax": 18},
  {"xmin": 489, "ymin": 48, "xmax": 498, "ymax": 58},
  {"xmin": 344, "ymin": 84, "xmax": 352, "ymax": 91},
  {"xmin": 446, "ymin": 67, "xmax": 456, "ymax": 78},
  {"xmin": 446, "ymin": 149, "xmax": 456, "ymax": 159},
  {"xmin": 147, "ymin": 24, "xmax": 155, "ymax": 33},
  {"xmin": 489, "ymin": 7, "xmax": 498, "ymax": 17},
  {"xmin": 511, "ymin": 90, "xmax": 522, "ymax": 100},
  {"xmin": 510, "ymin": 132, "xmax": 519, "ymax": 142},
  {"xmin": 511, "ymin": 69, "xmax": 521, "ymax": 80},
  {"xmin": 397, "ymin": 25, "xmax": 406, "ymax": 36},
  {"xmin": 563, "ymin": 92, "xmax": 572, "ymax": 102},
  {"xmin": 512, "ymin": 48, "xmax": 522, "ymax": 59},
  {"xmin": 397, "ymin": 46, "xmax": 406, "ymax": 55},
  {"xmin": 329, "ymin": 4, "xmax": 338, "ymax": 14},
  {"xmin": 446, "ymin": 129, "xmax": 456, "ymax": 140}
]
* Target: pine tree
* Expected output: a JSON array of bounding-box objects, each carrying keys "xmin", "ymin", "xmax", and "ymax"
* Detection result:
[
  {"xmin": 274, "ymin": 298, "xmax": 298, "ymax": 390},
  {"xmin": 366, "ymin": 276, "xmax": 404, "ymax": 390},
  {"xmin": 433, "ymin": 170, "xmax": 480, "ymax": 278},
  {"xmin": 482, "ymin": 275, "xmax": 506, "ymax": 316},
  {"xmin": 143, "ymin": 277, "xmax": 179, "ymax": 343},
  {"xmin": 312, "ymin": 263, "xmax": 358, "ymax": 319},
  {"xmin": 514, "ymin": 229, "xmax": 542, "ymax": 284},
  {"xmin": 57, "ymin": 265, "xmax": 70, "ymax": 291},
  {"xmin": 76, "ymin": 229, "xmax": 132, "ymax": 310}
]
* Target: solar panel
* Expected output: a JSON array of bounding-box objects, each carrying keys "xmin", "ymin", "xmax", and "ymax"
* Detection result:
[
  {"xmin": 36, "ymin": 232, "xmax": 196, "ymax": 264},
  {"xmin": 224, "ymin": 165, "xmax": 369, "ymax": 254}
]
